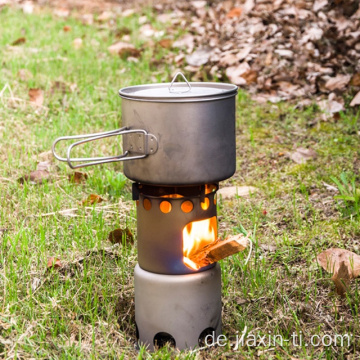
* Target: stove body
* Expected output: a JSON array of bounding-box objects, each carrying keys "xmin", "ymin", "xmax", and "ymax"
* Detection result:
[{"xmin": 52, "ymin": 73, "xmax": 237, "ymax": 351}]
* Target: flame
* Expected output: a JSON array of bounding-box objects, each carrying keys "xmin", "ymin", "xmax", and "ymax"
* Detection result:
[{"xmin": 183, "ymin": 216, "xmax": 217, "ymax": 270}]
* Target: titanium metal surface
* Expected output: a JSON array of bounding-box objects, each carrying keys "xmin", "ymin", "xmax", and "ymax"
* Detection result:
[{"xmin": 134, "ymin": 263, "xmax": 222, "ymax": 351}]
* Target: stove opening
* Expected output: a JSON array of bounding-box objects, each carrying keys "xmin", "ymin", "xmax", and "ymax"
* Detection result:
[
  {"xmin": 183, "ymin": 216, "xmax": 217, "ymax": 270},
  {"xmin": 153, "ymin": 332, "xmax": 176, "ymax": 348}
]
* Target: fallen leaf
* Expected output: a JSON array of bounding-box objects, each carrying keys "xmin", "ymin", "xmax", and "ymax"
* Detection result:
[
  {"xmin": 325, "ymin": 75, "xmax": 351, "ymax": 91},
  {"xmin": 158, "ymin": 38, "xmax": 172, "ymax": 49},
  {"xmin": 351, "ymin": 73, "xmax": 360, "ymax": 87},
  {"xmin": 108, "ymin": 41, "xmax": 136, "ymax": 55},
  {"xmin": 274, "ymin": 49, "xmax": 293, "ymax": 58},
  {"xmin": 82, "ymin": 194, "xmax": 104, "ymax": 206},
  {"xmin": 108, "ymin": 228, "xmax": 134, "ymax": 245},
  {"xmin": 227, "ymin": 7, "xmax": 242, "ymax": 18},
  {"xmin": 288, "ymin": 148, "xmax": 317, "ymax": 164},
  {"xmin": 18, "ymin": 170, "xmax": 50, "ymax": 184},
  {"xmin": 350, "ymin": 91, "xmax": 360, "ymax": 107},
  {"xmin": 317, "ymin": 248, "xmax": 360, "ymax": 278},
  {"xmin": 31, "ymin": 277, "xmax": 41, "ymax": 292},
  {"xmin": 323, "ymin": 182, "xmax": 338, "ymax": 192},
  {"xmin": 11, "ymin": 37, "xmax": 26, "ymax": 46},
  {"xmin": 72, "ymin": 38, "xmax": 83, "ymax": 49},
  {"xmin": 318, "ymin": 99, "xmax": 344, "ymax": 114},
  {"xmin": 69, "ymin": 172, "xmax": 88, "ymax": 184},
  {"xmin": 28, "ymin": 88, "xmax": 44, "ymax": 107},
  {"xmin": 331, "ymin": 261, "xmax": 350, "ymax": 297},
  {"xmin": 47, "ymin": 257, "xmax": 62, "ymax": 269},
  {"xmin": 186, "ymin": 47, "xmax": 212, "ymax": 66},
  {"xmin": 172, "ymin": 34, "xmax": 195, "ymax": 53},
  {"xmin": 63, "ymin": 25, "xmax": 71, "ymax": 32},
  {"xmin": 36, "ymin": 161, "xmax": 51, "ymax": 171},
  {"xmin": 53, "ymin": 8, "xmax": 70, "ymax": 17},
  {"xmin": 226, "ymin": 62, "xmax": 251, "ymax": 85},
  {"xmin": 218, "ymin": 186, "xmax": 258, "ymax": 199},
  {"xmin": 17, "ymin": 69, "xmax": 33, "ymax": 81}
]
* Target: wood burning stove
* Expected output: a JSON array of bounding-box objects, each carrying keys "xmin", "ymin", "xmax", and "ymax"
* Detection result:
[{"xmin": 52, "ymin": 73, "xmax": 238, "ymax": 350}]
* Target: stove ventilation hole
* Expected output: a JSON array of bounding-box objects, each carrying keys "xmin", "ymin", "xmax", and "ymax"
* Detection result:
[
  {"xmin": 198, "ymin": 327, "xmax": 216, "ymax": 347},
  {"xmin": 200, "ymin": 197, "xmax": 210, "ymax": 210},
  {"xmin": 153, "ymin": 332, "xmax": 176, "ymax": 348},
  {"xmin": 181, "ymin": 200, "xmax": 193, "ymax": 213},
  {"xmin": 143, "ymin": 198, "xmax": 152, "ymax": 211},
  {"xmin": 159, "ymin": 200, "xmax": 172, "ymax": 213}
]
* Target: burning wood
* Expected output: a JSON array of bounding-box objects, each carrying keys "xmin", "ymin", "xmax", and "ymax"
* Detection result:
[{"xmin": 188, "ymin": 233, "xmax": 249, "ymax": 268}]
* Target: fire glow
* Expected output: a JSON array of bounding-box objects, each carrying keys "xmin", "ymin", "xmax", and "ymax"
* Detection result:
[{"xmin": 183, "ymin": 216, "xmax": 217, "ymax": 270}]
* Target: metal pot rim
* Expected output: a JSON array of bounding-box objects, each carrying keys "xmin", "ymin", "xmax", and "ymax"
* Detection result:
[{"xmin": 119, "ymin": 81, "xmax": 238, "ymax": 103}]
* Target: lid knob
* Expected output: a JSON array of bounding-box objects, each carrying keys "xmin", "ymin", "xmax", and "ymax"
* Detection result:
[{"xmin": 168, "ymin": 72, "xmax": 192, "ymax": 94}]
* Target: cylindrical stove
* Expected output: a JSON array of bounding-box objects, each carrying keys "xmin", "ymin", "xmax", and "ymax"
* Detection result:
[{"xmin": 52, "ymin": 73, "xmax": 238, "ymax": 350}]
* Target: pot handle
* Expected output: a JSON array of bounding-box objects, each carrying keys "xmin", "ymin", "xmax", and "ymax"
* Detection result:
[
  {"xmin": 52, "ymin": 126, "xmax": 158, "ymax": 169},
  {"xmin": 168, "ymin": 72, "xmax": 191, "ymax": 93}
]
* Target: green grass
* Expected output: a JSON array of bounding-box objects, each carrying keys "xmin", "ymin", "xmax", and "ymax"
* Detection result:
[{"xmin": 1, "ymin": 4, "xmax": 360, "ymax": 359}]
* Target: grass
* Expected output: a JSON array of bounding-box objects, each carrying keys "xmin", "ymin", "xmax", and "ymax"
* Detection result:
[{"xmin": 1, "ymin": 4, "xmax": 360, "ymax": 359}]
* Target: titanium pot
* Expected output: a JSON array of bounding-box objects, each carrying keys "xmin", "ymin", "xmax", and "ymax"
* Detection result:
[{"xmin": 52, "ymin": 73, "xmax": 238, "ymax": 185}]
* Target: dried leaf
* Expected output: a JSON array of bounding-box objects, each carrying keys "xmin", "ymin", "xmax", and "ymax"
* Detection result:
[
  {"xmin": 351, "ymin": 73, "xmax": 360, "ymax": 86},
  {"xmin": 186, "ymin": 47, "xmax": 212, "ymax": 66},
  {"xmin": 63, "ymin": 25, "xmax": 71, "ymax": 32},
  {"xmin": 350, "ymin": 91, "xmax": 360, "ymax": 107},
  {"xmin": 288, "ymin": 148, "xmax": 317, "ymax": 164},
  {"xmin": 17, "ymin": 69, "xmax": 33, "ymax": 81},
  {"xmin": 11, "ymin": 37, "xmax": 26, "ymax": 46},
  {"xmin": 218, "ymin": 186, "xmax": 258, "ymax": 199},
  {"xmin": 108, "ymin": 41, "xmax": 136, "ymax": 56},
  {"xmin": 226, "ymin": 62, "xmax": 251, "ymax": 85},
  {"xmin": 318, "ymin": 99, "xmax": 344, "ymax": 114},
  {"xmin": 158, "ymin": 38, "xmax": 172, "ymax": 49},
  {"xmin": 28, "ymin": 88, "xmax": 44, "ymax": 107},
  {"xmin": 325, "ymin": 75, "xmax": 351, "ymax": 91},
  {"xmin": 331, "ymin": 261, "xmax": 350, "ymax": 297},
  {"xmin": 18, "ymin": 170, "xmax": 50, "ymax": 184},
  {"xmin": 317, "ymin": 248, "xmax": 360, "ymax": 278},
  {"xmin": 68, "ymin": 171, "xmax": 88, "ymax": 184},
  {"xmin": 47, "ymin": 257, "xmax": 62, "ymax": 269},
  {"xmin": 72, "ymin": 38, "xmax": 83, "ymax": 49},
  {"xmin": 227, "ymin": 7, "xmax": 242, "ymax": 18},
  {"xmin": 36, "ymin": 161, "xmax": 51, "ymax": 172},
  {"xmin": 82, "ymin": 194, "xmax": 104, "ymax": 206},
  {"xmin": 108, "ymin": 228, "xmax": 134, "ymax": 245}
]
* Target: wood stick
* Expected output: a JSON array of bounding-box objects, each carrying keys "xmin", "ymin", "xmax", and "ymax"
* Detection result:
[{"xmin": 189, "ymin": 233, "xmax": 249, "ymax": 267}]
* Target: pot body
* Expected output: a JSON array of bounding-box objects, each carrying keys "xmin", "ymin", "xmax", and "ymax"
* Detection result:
[{"xmin": 121, "ymin": 96, "xmax": 236, "ymax": 185}]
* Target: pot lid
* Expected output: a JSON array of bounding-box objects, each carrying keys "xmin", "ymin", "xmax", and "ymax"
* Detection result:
[{"xmin": 119, "ymin": 72, "xmax": 238, "ymax": 102}]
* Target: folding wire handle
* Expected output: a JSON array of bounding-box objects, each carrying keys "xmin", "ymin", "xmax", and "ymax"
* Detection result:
[
  {"xmin": 52, "ymin": 126, "xmax": 158, "ymax": 169},
  {"xmin": 168, "ymin": 72, "xmax": 192, "ymax": 93}
]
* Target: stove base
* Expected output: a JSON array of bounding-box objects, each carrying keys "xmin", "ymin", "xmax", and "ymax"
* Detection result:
[{"xmin": 134, "ymin": 263, "xmax": 222, "ymax": 351}]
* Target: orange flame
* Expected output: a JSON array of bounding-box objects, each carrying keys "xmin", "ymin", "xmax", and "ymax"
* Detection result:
[{"xmin": 183, "ymin": 216, "xmax": 217, "ymax": 270}]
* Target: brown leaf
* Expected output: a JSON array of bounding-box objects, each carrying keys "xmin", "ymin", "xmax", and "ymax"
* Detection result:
[
  {"xmin": 18, "ymin": 170, "xmax": 50, "ymax": 184},
  {"xmin": 240, "ymin": 70, "xmax": 258, "ymax": 84},
  {"xmin": 11, "ymin": 37, "xmax": 26, "ymax": 46},
  {"xmin": 28, "ymin": 88, "xmax": 44, "ymax": 107},
  {"xmin": 351, "ymin": 73, "xmax": 360, "ymax": 87},
  {"xmin": 288, "ymin": 148, "xmax": 317, "ymax": 164},
  {"xmin": 325, "ymin": 75, "xmax": 351, "ymax": 91},
  {"xmin": 108, "ymin": 228, "xmax": 134, "ymax": 245},
  {"xmin": 36, "ymin": 161, "xmax": 51, "ymax": 172},
  {"xmin": 108, "ymin": 41, "xmax": 137, "ymax": 56},
  {"xmin": 227, "ymin": 7, "xmax": 242, "ymax": 18},
  {"xmin": 63, "ymin": 25, "xmax": 71, "ymax": 32},
  {"xmin": 82, "ymin": 194, "xmax": 104, "ymax": 206},
  {"xmin": 72, "ymin": 38, "xmax": 83, "ymax": 49},
  {"xmin": 17, "ymin": 69, "xmax": 33, "ymax": 81},
  {"xmin": 158, "ymin": 38, "xmax": 172, "ymax": 49},
  {"xmin": 350, "ymin": 91, "xmax": 360, "ymax": 107},
  {"xmin": 47, "ymin": 257, "xmax": 62, "ymax": 269},
  {"xmin": 226, "ymin": 62, "xmax": 251, "ymax": 85},
  {"xmin": 331, "ymin": 261, "xmax": 350, "ymax": 297},
  {"xmin": 186, "ymin": 47, "xmax": 212, "ymax": 66},
  {"xmin": 68, "ymin": 171, "xmax": 88, "ymax": 184},
  {"xmin": 317, "ymin": 248, "xmax": 360, "ymax": 278}
]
